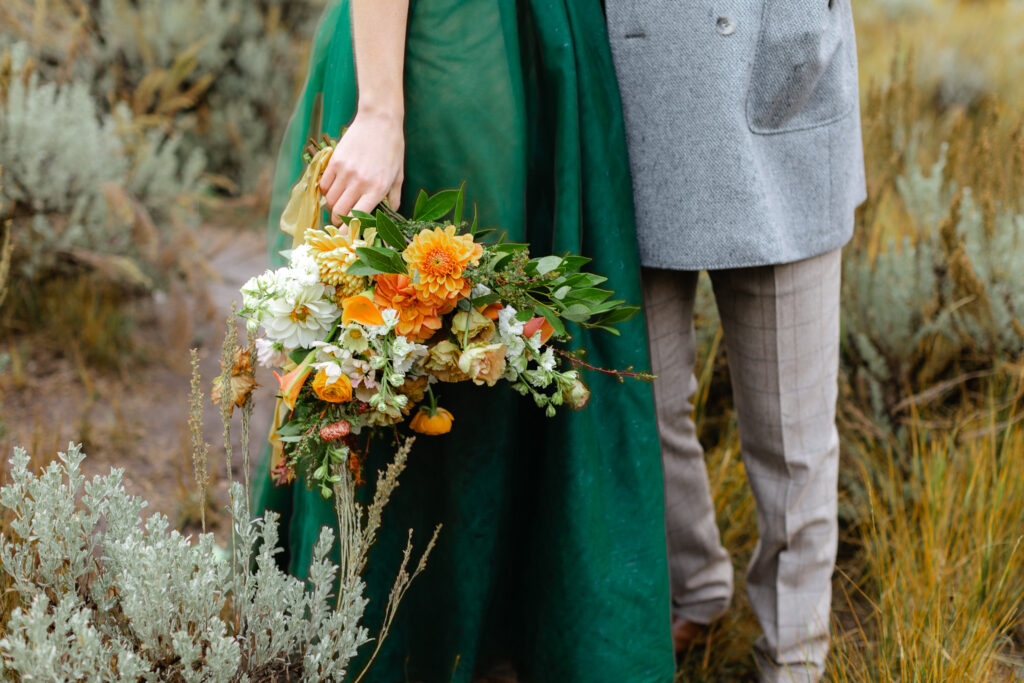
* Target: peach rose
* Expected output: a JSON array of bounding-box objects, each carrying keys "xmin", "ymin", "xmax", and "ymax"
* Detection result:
[
  {"xmin": 425, "ymin": 340, "xmax": 470, "ymax": 383},
  {"xmin": 458, "ymin": 342, "xmax": 508, "ymax": 387}
]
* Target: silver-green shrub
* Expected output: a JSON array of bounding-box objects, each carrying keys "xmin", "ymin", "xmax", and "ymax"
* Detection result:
[
  {"xmin": 841, "ymin": 143, "xmax": 1024, "ymax": 423},
  {"xmin": 0, "ymin": 444, "xmax": 378, "ymax": 680},
  {"xmin": 86, "ymin": 0, "xmax": 326, "ymax": 192},
  {"xmin": 0, "ymin": 43, "xmax": 206, "ymax": 285}
]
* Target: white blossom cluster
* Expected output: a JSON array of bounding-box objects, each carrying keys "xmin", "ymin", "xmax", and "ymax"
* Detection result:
[{"xmin": 240, "ymin": 245, "xmax": 341, "ymax": 350}]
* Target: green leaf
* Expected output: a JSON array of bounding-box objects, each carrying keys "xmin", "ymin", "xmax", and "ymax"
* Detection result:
[
  {"xmin": 355, "ymin": 246, "xmax": 407, "ymax": 274},
  {"xmin": 559, "ymin": 255, "xmax": 592, "ymax": 272},
  {"xmin": 345, "ymin": 261, "xmax": 384, "ymax": 277},
  {"xmin": 412, "ymin": 189, "xmax": 429, "ymax": 219},
  {"xmin": 534, "ymin": 304, "xmax": 567, "ymax": 337},
  {"xmin": 515, "ymin": 309, "xmax": 534, "ymax": 322},
  {"xmin": 533, "ymin": 255, "xmax": 563, "ymax": 276},
  {"xmin": 565, "ymin": 288, "xmax": 613, "ymax": 304},
  {"xmin": 375, "ymin": 209, "xmax": 407, "ymax": 249},
  {"xmin": 563, "ymin": 304, "xmax": 592, "ymax": 323},
  {"xmin": 553, "ymin": 286, "xmax": 571, "ymax": 300},
  {"xmin": 594, "ymin": 306, "xmax": 640, "ymax": 326},
  {"xmin": 415, "ymin": 189, "xmax": 460, "ymax": 222},
  {"xmin": 454, "ymin": 181, "xmax": 466, "ymax": 225},
  {"xmin": 350, "ymin": 210, "xmax": 376, "ymax": 226},
  {"xmin": 471, "ymin": 202, "xmax": 479, "ymax": 234}
]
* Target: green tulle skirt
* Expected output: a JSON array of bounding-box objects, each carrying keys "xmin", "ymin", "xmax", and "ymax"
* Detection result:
[{"xmin": 255, "ymin": 1, "xmax": 674, "ymax": 681}]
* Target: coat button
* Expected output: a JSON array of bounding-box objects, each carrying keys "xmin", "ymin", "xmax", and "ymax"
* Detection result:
[{"xmin": 716, "ymin": 16, "xmax": 736, "ymax": 36}]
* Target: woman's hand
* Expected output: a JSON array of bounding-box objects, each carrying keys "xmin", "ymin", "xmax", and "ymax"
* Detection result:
[{"xmin": 319, "ymin": 109, "xmax": 405, "ymax": 224}]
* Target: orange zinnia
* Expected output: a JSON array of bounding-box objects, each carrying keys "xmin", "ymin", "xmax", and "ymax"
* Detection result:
[
  {"xmin": 374, "ymin": 273, "xmax": 444, "ymax": 342},
  {"xmin": 402, "ymin": 226, "xmax": 483, "ymax": 308}
]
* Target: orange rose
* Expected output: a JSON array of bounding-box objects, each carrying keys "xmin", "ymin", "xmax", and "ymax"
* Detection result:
[{"xmin": 312, "ymin": 369, "xmax": 353, "ymax": 403}]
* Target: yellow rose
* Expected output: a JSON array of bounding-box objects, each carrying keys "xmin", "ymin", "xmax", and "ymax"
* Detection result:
[
  {"xmin": 312, "ymin": 369, "xmax": 353, "ymax": 403},
  {"xmin": 458, "ymin": 342, "xmax": 508, "ymax": 387},
  {"xmin": 450, "ymin": 309, "xmax": 495, "ymax": 347},
  {"xmin": 425, "ymin": 340, "xmax": 470, "ymax": 383}
]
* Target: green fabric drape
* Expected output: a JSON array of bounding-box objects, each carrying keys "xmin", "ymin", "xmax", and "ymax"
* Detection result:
[{"xmin": 255, "ymin": 2, "xmax": 674, "ymax": 681}]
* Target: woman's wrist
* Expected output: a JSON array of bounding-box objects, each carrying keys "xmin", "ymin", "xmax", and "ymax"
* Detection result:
[{"xmin": 356, "ymin": 96, "xmax": 405, "ymax": 127}]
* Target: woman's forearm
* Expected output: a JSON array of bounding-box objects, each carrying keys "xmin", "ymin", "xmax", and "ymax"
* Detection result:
[
  {"xmin": 318, "ymin": 0, "xmax": 410, "ymax": 218},
  {"xmin": 351, "ymin": 0, "xmax": 410, "ymax": 123}
]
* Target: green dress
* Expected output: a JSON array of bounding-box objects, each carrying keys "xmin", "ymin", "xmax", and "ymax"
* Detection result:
[{"xmin": 255, "ymin": 1, "xmax": 675, "ymax": 681}]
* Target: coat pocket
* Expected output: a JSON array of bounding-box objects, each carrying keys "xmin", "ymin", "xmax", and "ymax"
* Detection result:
[{"xmin": 746, "ymin": 0, "xmax": 857, "ymax": 134}]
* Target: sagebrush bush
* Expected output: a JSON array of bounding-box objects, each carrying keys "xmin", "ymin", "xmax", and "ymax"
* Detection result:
[{"xmin": 0, "ymin": 43, "xmax": 206, "ymax": 285}]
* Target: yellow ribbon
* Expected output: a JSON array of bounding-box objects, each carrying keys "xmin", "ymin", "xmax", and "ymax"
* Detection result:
[{"xmin": 278, "ymin": 145, "xmax": 334, "ymax": 249}]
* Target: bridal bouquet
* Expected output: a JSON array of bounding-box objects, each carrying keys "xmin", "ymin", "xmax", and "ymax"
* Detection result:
[{"xmin": 238, "ymin": 140, "xmax": 648, "ymax": 499}]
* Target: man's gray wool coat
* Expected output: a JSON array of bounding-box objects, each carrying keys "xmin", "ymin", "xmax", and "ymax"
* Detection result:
[{"xmin": 606, "ymin": 0, "xmax": 868, "ymax": 270}]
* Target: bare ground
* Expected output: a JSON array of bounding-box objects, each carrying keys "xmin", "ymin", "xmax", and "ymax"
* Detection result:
[{"xmin": 0, "ymin": 225, "xmax": 278, "ymax": 534}]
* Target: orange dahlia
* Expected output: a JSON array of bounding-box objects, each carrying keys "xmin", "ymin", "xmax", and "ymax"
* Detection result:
[
  {"xmin": 373, "ymin": 273, "xmax": 444, "ymax": 342},
  {"xmin": 402, "ymin": 226, "xmax": 483, "ymax": 308}
]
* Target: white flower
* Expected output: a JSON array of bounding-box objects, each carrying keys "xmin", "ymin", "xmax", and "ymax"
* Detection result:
[
  {"xmin": 261, "ymin": 281, "xmax": 339, "ymax": 349},
  {"xmin": 310, "ymin": 341, "xmax": 349, "ymax": 361},
  {"xmin": 538, "ymin": 347, "xmax": 557, "ymax": 372},
  {"xmin": 471, "ymin": 283, "xmax": 492, "ymax": 299},
  {"xmin": 288, "ymin": 244, "xmax": 322, "ymax": 285},
  {"xmin": 311, "ymin": 361, "xmax": 345, "ymax": 385},
  {"xmin": 363, "ymin": 308, "xmax": 400, "ymax": 340},
  {"xmin": 390, "ymin": 336, "xmax": 428, "ymax": 375},
  {"xmin": 343, "ymin": 358, "xmax": 376, "ymax": 389},
  {"xmin": 254, "ymin": 338, "xmax": 290, "ymax": 368},
  {"xmin": 503, "ymin": 334, "xmax": 526, "ymax": 363},
  {"xmin": 498, "ymin": 305, "xmax": 525, "ymax": 338}
]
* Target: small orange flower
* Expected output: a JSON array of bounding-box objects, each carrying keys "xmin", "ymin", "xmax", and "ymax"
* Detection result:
[
  {"xmin": 373, "ymin": 273, "xmax": 443, "ymax": 342},
  {"xmin": 342, "ymin": 294, "xmax": 385, "ymax": 327},
  {"xmin": 274, "ymin": 360, "xmax": 313, "ymax": 410},
  {"xmin": 312, "ymin": 369, "xmax": 353, "ymax": 403},
  {"xmin": 478, "ymin": 302, "xmax": 503, "ymax": 321},
  {"xmin": 402, "ymin": 226, "xmax": 483, "ymax": 308},
  {"xmin": 409, "ymin": 406, "xmax": 454, "ymax": 436}
]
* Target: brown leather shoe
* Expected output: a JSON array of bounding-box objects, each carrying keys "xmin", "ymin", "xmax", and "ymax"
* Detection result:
[{"xmin": 671, "ymin": 616, "xmax": 709, "ymax": 658}]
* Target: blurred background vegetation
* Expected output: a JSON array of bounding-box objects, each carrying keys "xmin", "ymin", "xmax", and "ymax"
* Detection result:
[{"xmin": 0, "ymin": 0, "xmax": 1022, "ymax": 680}]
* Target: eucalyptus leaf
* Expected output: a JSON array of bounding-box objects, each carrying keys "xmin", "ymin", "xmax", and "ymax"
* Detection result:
[{"xmin": 533, "ymin": 255, "xmax": 563, "ymax": 276}]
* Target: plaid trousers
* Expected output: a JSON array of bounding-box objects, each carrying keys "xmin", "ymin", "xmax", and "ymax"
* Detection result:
[{"xmin": 642, "ymin": 249, "xmax": 842, "ymax": 682}]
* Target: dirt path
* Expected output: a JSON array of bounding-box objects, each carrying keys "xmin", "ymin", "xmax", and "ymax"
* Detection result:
[{"xmin": 1, "ymin": 225, "xmax": 278, "ymax": 534}]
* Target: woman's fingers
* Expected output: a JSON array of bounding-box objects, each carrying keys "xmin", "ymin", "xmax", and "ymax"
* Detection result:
[
  {"xmin": 318, "ymin": 165, "xmax": 336, "ymax": 196},
  {"xmin": 387, "ymin": 177, "xmax": 403, "ymax": 211},
  {"xmin": 331, "ymin": 187, "xmax": 361, "ymax": 224},
  {"xmin": 351, "ymin": 195, "xmax": 380, "ymax": 217}
]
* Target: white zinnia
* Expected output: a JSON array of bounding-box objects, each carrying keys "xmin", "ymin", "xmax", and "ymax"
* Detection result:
[{"xmin": 261, "ymin": 281, "xmax": 339, "ymax": 349}]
